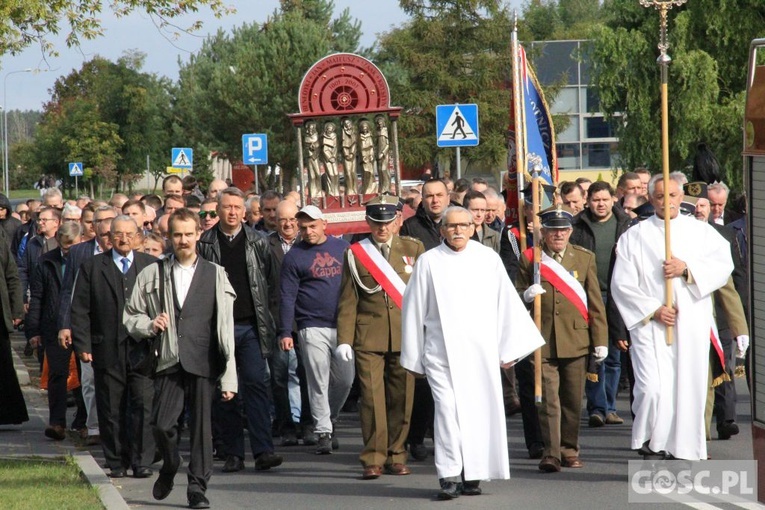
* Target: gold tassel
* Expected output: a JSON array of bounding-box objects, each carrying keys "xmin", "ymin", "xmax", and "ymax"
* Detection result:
[
  {"xmin": 711, "ymin": 372, "xmax": 732, "ymax": 388},
  {"xmin": 586, "ymin": 373, "xmax": 599, "ymax": 383}
]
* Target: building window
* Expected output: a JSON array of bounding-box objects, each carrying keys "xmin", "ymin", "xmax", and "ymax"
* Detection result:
[
  {"xmin": 583, "ymin": 143, "xmax": 618, "ymax": 168},
  {"xmin": 557, "ymin": 143, "xmax": 581, "ymax": 170},
  {"xmin": 585, "ymin": 117, "xmax": 616, "ymax": 139}
]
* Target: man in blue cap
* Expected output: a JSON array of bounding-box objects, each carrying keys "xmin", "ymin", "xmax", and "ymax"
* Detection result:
[
  {"xmin": 517, "ymin": 204, "xmax": 608, "ymax": 472},
  {"xmin": 336, "ymin": 195, "xmax": 425, "ymax": 479}
]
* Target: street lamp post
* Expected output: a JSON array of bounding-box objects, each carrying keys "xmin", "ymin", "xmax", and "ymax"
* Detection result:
[
  {"xmin": 639, "ymin": 0, "xmax": 687, "ymax": 345},
  {"xmin": 3, "ymin": 68, "xmax": 35, "ymax": 197}
]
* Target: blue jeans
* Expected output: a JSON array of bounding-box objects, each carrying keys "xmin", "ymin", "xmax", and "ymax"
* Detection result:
[
  {"xmin": 585, "ymin": 294, "xmax": 622, "ymax": 417},
  {"xmin": 213, "ymin": 324, "xmax": 274, "ymax": 459}
]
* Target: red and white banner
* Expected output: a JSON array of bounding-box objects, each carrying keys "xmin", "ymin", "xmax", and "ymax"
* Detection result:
[
  {"xmin": 350, "ymin": 239, "xmax": 406, "ymax": 308},
  {"xmin": 524, "ymin": 248, "xmax": 588, "ymax": 323}
]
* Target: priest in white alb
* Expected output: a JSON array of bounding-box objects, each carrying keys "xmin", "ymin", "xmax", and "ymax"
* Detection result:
[
  {"xmin": 401, "ymin": 206, "xmax": 544, "ymax": 500},
  {"xmin": 611, "ymin": 174, "xmax": 733, "ymax": 461}
]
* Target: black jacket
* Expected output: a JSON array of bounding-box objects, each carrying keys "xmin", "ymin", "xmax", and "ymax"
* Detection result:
[
  {"xmin": 197, "ymin": 225, "xmax": 277, "ymax": 357},
  {"xmin": 0, "ymin": 194, "xmax": 21, "ymax": 241},
  {"xmin": 57, "ymin": 238, "xmax": 99, "ymax": 330},
  {"xmin": 26, "ymin": 248, "xmax": 65, "ymax": 343},
  {"xmin": 400, "ymin": 205, "xmax": 441, "ymax": 250},
  {"xmin": 71, "ymin": 250, "xmax": 157, "ymax": 370},
  {"xmin": 570, "ymin": 206, "xmax": 632, "ymax": 253}
]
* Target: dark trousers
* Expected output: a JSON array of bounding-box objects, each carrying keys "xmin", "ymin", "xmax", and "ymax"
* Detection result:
[
  {"xmin": 407, "ymin": 377, "xmax": 434, "ymax": 445},
  {"xmin": 93, "ymin": 362, "xmax": 155, "ymax": 470},
  {"xmin": 516, "ymin": 355, "xmax": 543, "ymax": 450},
  {"xmin": 153, "ymin": 366, "xmax": 215, "ymax": 496},
  {"xmin": 44, "ymin": 335, "xmax": 71, "ymax": 428},
  {"xmin": 713, "ymin": 336, "xmax": 737, "ymax": 424},
  {"xmin": 213, "ymin": 323, "xmax": 273, "ymax": 459}
]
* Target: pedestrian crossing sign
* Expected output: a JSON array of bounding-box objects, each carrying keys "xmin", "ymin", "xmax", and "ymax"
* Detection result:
[
  {"xmin": 436, "ymin": 104, "xmax": 479, "ymax": 147},
  {"xmin": 171, "ymin": 147, "xmax": 193, "ymax": 169},
  {"xmin": 68, "ymin": 162, "xmax": 83, "ymax": 177}
]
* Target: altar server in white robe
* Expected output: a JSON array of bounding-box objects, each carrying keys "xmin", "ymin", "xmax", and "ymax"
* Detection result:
[
  {"xmin": 401, "ymin": 206, "xmax": 544, "ymax": 500},
  {"xmin": 611, "ymin": 174, "xmax": 733, "ymax": 461}
]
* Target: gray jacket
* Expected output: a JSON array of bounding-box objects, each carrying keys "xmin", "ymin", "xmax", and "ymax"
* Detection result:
[
  {"xmin": 123, "ymin": 257, "xmax": 238, "ymax": 393},
  {"xmin": 197, "ymin": 225, "xmax": 278, "ymax": 357}
]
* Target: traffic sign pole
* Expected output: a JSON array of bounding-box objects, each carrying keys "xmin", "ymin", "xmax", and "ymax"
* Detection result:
[
  {"xmin": 75, "ymin": 176, "xmax": 78, "ymax": 196},
  {"xmin": 254, "ymin": 165, "xmax": 259, "ymax": 194},
  {"xmin": 456, "ymin": 147, "xmax": 461, "ymax": 179}
]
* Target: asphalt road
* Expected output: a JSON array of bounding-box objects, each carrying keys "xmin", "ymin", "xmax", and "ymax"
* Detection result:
[{"xmin": 79, "ymin": 377, "xmax": 758, "ymax": 510}]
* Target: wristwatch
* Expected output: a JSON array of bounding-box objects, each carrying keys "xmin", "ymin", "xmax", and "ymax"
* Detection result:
[{"xmin": 682, "ymin": 267, "xmax": 689, "ymax": 279}]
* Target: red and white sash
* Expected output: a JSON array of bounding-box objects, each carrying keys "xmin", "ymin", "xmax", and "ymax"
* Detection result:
[
  {"xmin": 524, "ymin": 248, "xmax": 589, "ymax": 323},
  {"xmin": 350, "ymin": 239, "xmax": 406, "ymax": 308}
]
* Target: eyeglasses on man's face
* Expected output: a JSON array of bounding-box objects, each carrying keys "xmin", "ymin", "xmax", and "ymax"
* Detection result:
[
  {"xmin": 443, "ymin": 222, "xmax": 472, "ymax": 231},
  {"xmin": 111, "ymin": 232, "xmax": 137, "ymax": 239},
  {"xmin": 199, "ymin": 211, "xmax": 218, "ymax": 219}
]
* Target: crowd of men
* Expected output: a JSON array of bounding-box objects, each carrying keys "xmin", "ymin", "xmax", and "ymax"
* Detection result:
[{"xmin": 0, "ymin": 166, "xmax": 748, "ymax": 506}]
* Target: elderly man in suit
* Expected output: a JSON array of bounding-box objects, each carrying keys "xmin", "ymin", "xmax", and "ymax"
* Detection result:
[
  {"xmin": 336, "ymin": 195, "xmax": 425, "ymax": 479},
  {"xmin": 71, "ymin": 215, "xmax": 157, "ymax": 479},
  {"xmin": 517, "ymin": 205, "xmax": 608, "ymax": 473}
]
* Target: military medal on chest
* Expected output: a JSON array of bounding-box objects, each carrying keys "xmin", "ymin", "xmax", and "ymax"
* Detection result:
[{"xmin": 403, "ymin": 256, "xmax": 414, "ymax": 274}]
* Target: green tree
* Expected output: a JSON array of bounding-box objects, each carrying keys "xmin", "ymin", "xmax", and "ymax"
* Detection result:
[
  {"xmin": 0, "ymin": 1, "xmax": 232, "ymax": 57},
  {"xmin": 589, "ymin": 0, "xmax": 764, "ymax": 190},
  {"xmin": 522, "ymin": 0, "xmax": 603, "ymax": 41},
  {"xmin": 173, "ymin": 0, "xmax": 361, "ymax": 188},
  {"xmin": 375, "ymin": 1, "xmax": 513, "ymax": 177},
  {"xmin": 33, "ymin": 53, "xmax": 173, "ymax": 193}
]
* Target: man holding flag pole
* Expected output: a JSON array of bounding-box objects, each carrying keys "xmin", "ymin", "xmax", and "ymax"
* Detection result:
[
  {"xmin": 516, "ymin": 204, "xmax": 608, "ymax": 472},
  {"xmin": 507, "ymin": 12, "xmax": 559, "ymax": 408}
]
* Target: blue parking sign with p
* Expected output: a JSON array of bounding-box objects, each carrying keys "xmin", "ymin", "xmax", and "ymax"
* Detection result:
[{"xmin": 242, "ymin": 134, "xmax": 268, "ymax": 165}]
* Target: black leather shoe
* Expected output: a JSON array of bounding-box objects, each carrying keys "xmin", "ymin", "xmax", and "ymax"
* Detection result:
[
  {"xmin": 717, "ymin": 421, "xmax": 740, "ymax": 440},
  {"xmin": 133, "ymin": 466, "xmax": 153, "ymax": 478},
  {"xmin": 108, "ymin": 467, "xmax": 127, "ymax": 478},
  {"xmin": 254, "ymin": 452, "xmax": 283, "ymax": 471},
  {"xmin": 438, "ymin": 479, "xmax": 463, "ymax": 500},
  {"xmin": 409, "ymin": 443, "xmax": 428, "ymax": 461},
  {"xmin": 461, "ymin": 480, "xmax": 482, "ymax": 496},
  {"xmin": 222, "ymin": 455, "xmax": 244, "ymax": 473},
  {"xmin": 153, "ymin": 473, "xmax": 175, "ymax": 500},
  {"xmin": 538, "ymin": 456, "xmax": 561, "ymax": 473},
  {"xmin": 187, "ymin": 492, "xmax": 210, "ymax": 509}
]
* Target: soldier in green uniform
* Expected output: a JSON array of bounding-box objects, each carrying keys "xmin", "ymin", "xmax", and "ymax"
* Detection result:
[
  {"xmin": 516, "ymin": 205, "xmax": 608, "ymax": 473},
  {"xmin": 336, "ymin": 195, "xmax": 426, "ymax": 480}
]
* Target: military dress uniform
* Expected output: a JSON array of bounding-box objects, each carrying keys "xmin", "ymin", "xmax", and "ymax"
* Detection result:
[
  {"xmin": 336, "ymin": 195, "xmax": 426, "ymax": 479},
  {"xmin": 516, "ymin": 206, "xmax": 608, "ymax": 472}
]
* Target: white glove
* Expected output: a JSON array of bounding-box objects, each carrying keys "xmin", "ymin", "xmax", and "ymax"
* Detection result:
[
  {"xmin": 523, "ymin": 284, "xmax": 546, "ymax": 303},
  {"xmin": 594, "ymin": 346, "xmax": 608, "ymax": 363},
  {"xmin": 335, "ymin": 343, "xmax": 354, "ymax": 362},
  {"xmin": 736, "ymin": 335, "xmax": 749, "ymax": 359}
]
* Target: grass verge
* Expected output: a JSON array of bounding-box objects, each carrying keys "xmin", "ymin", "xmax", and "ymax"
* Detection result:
[{"xmin": 0, "ymin": 456, "xmax": 104, "ymax": 509}]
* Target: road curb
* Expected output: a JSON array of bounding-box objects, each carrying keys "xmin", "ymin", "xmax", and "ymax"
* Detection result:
[
  {"xmin": 9, "ymin": 334, "xmax": 130, "ymax": 510},
  {"xmin": 72, "ymin": 451, "xmax": 130, "ymax": 510}
]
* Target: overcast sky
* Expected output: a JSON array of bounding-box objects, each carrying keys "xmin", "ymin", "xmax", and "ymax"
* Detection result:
[{"xmin": 1, "ymin": 0, "xmax": 522, "ymax": 112}]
